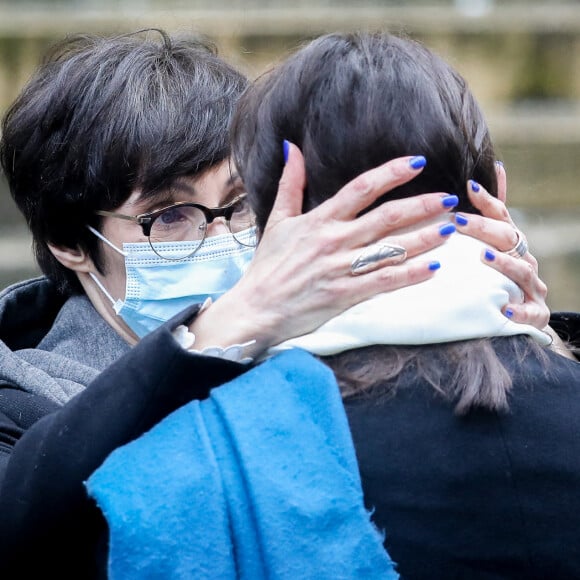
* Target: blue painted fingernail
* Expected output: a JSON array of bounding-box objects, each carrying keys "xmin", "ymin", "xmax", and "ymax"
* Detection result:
[
  {"xmin": 442, "ymin": 194, "xmax": 459, "ymax": 208},
  {"xmin": 283, "ymin": 139, "xmax": 290, "ymax": 164},
  {"xmin": 409, "ymin": 155, "xmax": 427, "ymax": 170},
  {"xmin": 428, "ymin": 261, "xmax": 441, "ymax": 271},
  {"xmin": 455, "ymin": 213, "xmax": 469, "ymax": 226},
  {"xmin": 495, "ymin": 160, "xmax": 504, "ymax": 168},
  {"xmin": 439, "ymin": 223, "xmax": 456, "ymax": 236},
  {"xmin": 505, "ymin": 308, "xmax": 514, "ymax": 318},
  {"xmin": 469, "ymin": 179, "xmax": 481, "ymax": 192},
  {"xmin": 484, "ymin": 249, "xmax": 496, "ymax": 261}
]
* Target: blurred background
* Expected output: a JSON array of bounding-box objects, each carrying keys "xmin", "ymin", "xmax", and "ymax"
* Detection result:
[{"xmin": 0, "ymin": 0, "xmax": 578, "ymax": 310}]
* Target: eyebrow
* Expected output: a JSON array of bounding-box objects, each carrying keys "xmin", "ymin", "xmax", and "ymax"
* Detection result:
[
  {"xmin": 132, "ymin": 171, "xmax": 243, "ymax": 214},
  {"xmin": 132, "ymin": 189, "xmax": 177, "ymax": 213}
]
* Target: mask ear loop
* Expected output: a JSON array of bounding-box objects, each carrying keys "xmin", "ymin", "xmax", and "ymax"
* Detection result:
[
  {"xmin": 86, "ymin": 225, "xmax": 127, "ymax": 310},
  {"xmin": 88, "ymin": 271, "xmax": 117, "ymax": 307},
  {"xmin": 86, "ymin": 225, "xmax": 129, "ymax": 257}
]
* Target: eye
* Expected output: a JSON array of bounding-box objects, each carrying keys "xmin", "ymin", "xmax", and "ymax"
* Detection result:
[
  {"xmin": 231, "ymin": 196, "xmax": 252, "ymax": 217},
  {"xmin": 229, "ymin": 196, "xmax": 256, "ymax": 234},
  {"xmin": 150, "ymin": 205, "xmax": 206, "ymax": 242},
  {"xmin": 159, "ymin": 206, "xmax": 190, "ymax": 226}
]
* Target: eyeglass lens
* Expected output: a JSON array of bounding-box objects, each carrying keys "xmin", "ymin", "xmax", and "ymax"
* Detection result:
[{"xmin": 148, "ymin": 197, "xmax": 257, "ymax": 260}]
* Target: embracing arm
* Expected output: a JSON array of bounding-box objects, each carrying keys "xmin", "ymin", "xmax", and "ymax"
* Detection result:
[
  {"xmin": 193, "ymin": 150, "xmax": 552, "ymax": 352},
  {"xmin": 192, "ymin": 149, "xmax": 461, "ymax": 353},
  {"xmin": 0, "ymin": 307, "xmax": 246, "ymax": 570}
]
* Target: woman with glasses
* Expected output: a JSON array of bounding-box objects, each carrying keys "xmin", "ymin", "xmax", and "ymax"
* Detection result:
[{"xmin": 0, "ymin": 30, "xmax": 552, "ymax": 577}]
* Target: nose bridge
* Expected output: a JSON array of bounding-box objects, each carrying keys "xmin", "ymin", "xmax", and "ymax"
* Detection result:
[{"xmin": 205, "ymin": 214, "xmax": 230, "ymax": 237}]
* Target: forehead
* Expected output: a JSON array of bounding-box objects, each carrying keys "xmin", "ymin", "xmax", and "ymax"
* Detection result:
[{"xmin": 120, "ymin": 160, "xmax": 241, "ymax": 213}]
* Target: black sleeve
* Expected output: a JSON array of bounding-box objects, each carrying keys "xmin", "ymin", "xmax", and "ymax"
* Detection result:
[
  {"xmin": 0, "ymin": 311, "xmax": 247, "ymax": 576},
  {"xmin": 551, "ymin": 311, "xmax": 580, "ymax": 350}
]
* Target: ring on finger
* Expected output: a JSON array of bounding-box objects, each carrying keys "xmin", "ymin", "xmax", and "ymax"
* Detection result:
[
  {"xmin": 350, "ymin": 243, "xmax": 407, "ymax": 276},
  {"xmin": 504, "ymin": 229, "xmax": 528, "ymax": 259}
]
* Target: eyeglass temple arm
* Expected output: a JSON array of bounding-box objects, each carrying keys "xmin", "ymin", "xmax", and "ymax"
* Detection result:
[
  {"xmin": 95, "ymin": 210, "xmax": 153, "ymax": 236},
  {"xmin": 96, "ymin": 210, "xmax": 139, "ymax": 222}
]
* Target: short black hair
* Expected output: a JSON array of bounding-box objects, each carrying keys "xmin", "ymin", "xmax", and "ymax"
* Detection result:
[
  {"xmin": 1, "ymin": 29, "xmax": 248, "ymax": 294},
  {"xmin": 232, "ymin": 32, "xmax": 497, "ymax": 232}
]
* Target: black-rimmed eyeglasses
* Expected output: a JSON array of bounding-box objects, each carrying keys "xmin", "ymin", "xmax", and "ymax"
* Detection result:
[{"xmin": 96, "ymin": 194, "xmax": 257, "ymax": 260}]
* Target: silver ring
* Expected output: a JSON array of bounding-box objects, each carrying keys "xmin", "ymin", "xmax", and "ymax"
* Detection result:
[
  {"xmin": 505, "ymin": 229, "xmax": 528, "ymax": 259},
  {"xmin": 350, "ymin": 243, "xmax": 407, "ymax": 276}
]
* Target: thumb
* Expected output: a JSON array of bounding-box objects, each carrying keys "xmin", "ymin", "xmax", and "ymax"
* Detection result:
[{"xmin": 265, "ymin": 141, "xmax": 306, "ymax": 229}]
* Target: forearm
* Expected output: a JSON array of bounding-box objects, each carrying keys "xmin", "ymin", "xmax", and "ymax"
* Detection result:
[{"xmin": 0, "ymin": 316, "xmax": 246, "ymax": 561}]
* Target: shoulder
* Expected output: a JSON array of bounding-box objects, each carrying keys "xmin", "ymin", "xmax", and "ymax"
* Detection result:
[
  {"xmin": 0, "ymin": 276, "xmax": 59, "ymax": 304},
  {"xmin": 0, "ymin": 276, "xmax": 69, "ymax": 350}
]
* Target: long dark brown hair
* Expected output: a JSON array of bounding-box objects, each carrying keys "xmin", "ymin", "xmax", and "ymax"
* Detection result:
[{"xmin": 232, "ymin": 32, "xmax": 547, "ymax": 414}]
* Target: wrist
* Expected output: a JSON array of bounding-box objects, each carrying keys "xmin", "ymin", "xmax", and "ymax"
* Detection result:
[
  {"xmin": 187, "ymin": 291, "xmax": 279, "ymax": 359},
  {"xmin": 172, "ymin": 324, "xmax": 256, "ymax": 363}
]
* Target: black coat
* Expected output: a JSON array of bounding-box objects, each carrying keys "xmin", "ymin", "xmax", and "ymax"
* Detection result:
[
  {"xmin": 345, "ymin": 327, "xmax": 580, "ymax": 579},
  {"xmin": 0, "ymin": 280, "xmax": 247, "ymax": 578}
]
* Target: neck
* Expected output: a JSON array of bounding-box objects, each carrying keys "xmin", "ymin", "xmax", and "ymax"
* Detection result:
[{"xmin": 77, "ymin": 271, "xmax": 139, "ymax": 345}]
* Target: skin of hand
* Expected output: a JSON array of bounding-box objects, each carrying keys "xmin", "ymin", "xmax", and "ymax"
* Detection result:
[
  {"xmin": 190, "ymin": 145, "xmax": 461, "ymax": 357},
  {"xmin": 452, "ymin": 162, "xmax": 550, "ymax": 331}
]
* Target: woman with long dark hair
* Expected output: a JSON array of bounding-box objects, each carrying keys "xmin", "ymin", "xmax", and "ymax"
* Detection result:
[{"xmin": 231, "ymin": 32, "xmax": 580, "ymax": 578}]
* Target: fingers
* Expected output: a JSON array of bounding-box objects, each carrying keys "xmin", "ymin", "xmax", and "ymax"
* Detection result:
[
  {"xmin": 480, "ymin": 248, "xmax": 550, "ymax": 330},
  {"xmin": 453, "ymin": 211, "xmax": 520, "ymax": 253},
  {"xmin": 348, "ymin": 192, "xmax": 459, "ymax": 248},
  {"xmin": 367, "ymin": 221, "xmax": 456, "ymax": 265},
  {"xmin": 483, "ymin": 249, "xmax": 547, "ymax": 300},
  {"xmin": 456, "ymin": 175, "xmax": 540, "ymax": 268},
  {"xmin": 264, "ymin": 141, "xmax": 306, "ymax": 230},
  {"xmin": 522, "ymin": 250, "xmax": 539, "ymax": 271},
  {"xmin": 314, "ymin": 155, "xmax": 429, "ymax": 222},
  {"xmin": 499, "ymin": 302, "xmax": 550, "ymax": 331},
  {"xmin": 461, "ymin": 172, "xmax": 549, "ymax": 332},
  {"xmin": 341, "ymin": 259, "xmax": 440, "ymax": 303},
  {"xmin": 455, "ymin": 179, "xmax": 525, "ymax": 252},
  {"xmin": 465, "ymin": 179, "xmax": 513, "ymax": 225}
]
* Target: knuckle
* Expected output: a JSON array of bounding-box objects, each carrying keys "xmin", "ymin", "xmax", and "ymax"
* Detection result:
[
  {"xmin": 526, "ymin": 254, "xmax": 539, "ymax": 270},
  {"xmin": 377, "ymin": 206, "xmax": 404, "ymax": 229},
  {"xmin": 408, "ymin": 228, "xmax": 437, "ymax": 255},
  {"xmin": 538, "ymin": 279, "xmax": 548, "ymax": 299},
  {"xmin": 476, "ymin": 218, "xmax": 491, "ymax": 238},
  {"xmin": 310, "ymin": 225, "xmax": 351, "ymax": 257},
  {"xmin": 385, "ymin": 159, "xmax": 407, "ymax": 180},
  {"xmin": 421, "ymin": 195, "xmax": 435, "ymax": 215},
  {"xmin": 376, "ymin": 264, "xmax": 413, "ymax": 289},
  {"xmin": 376, "ymin": 266, "xmax": 399, "ymax": 286},
  {"xmin": 521, "ymin": 261, "xmax": 536, "ymax": 284},
  {"xmin": 420, "ymin": 227, "xmax": 439, "ymax": 247},
  {"xmin": 277, "ymin": 173, "xmax": 291, "ymax": 193},
  {"xmin": 351, "ymin": 174, "xmax": 374, "ymax": 197},
  {"xmin": 497, "ymin": 204, "xmax": 511, "ymax": 222}
]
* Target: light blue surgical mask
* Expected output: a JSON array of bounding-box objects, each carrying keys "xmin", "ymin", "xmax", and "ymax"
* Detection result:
[{"xmin": 88, "ymin": 226, "xmax": 255, "ymax": 338}]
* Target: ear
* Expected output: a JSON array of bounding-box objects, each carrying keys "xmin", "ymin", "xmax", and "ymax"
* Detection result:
[
  {"xmin": 495, "ymin": 161, "xmax": 507, "ymax": 204},
  {"xmin": 48, "ymin": 243, "xmax": 94, "ymax": 273}
]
